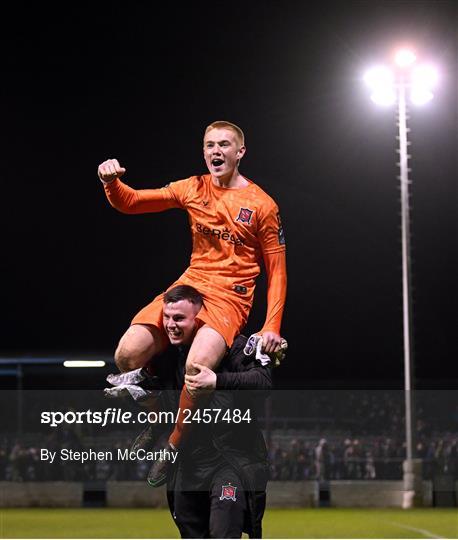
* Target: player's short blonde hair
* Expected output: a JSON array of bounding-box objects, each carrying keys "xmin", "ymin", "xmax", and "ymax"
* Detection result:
[{"xmin": 204, "ymin": 121, "xmax": 245, "ymax": 146}]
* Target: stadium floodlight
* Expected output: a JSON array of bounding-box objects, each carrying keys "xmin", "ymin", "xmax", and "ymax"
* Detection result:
[
  {"xmin": 410, "ymin": 88, "xmax": 434, "ymax": 106},
  {"xmin": 63, "ymin": 360, "xmax": 106, "ymax": 368},
  {"xmin": 363, "ymin": 66, "xmax": 396, "ymax": 106},
  {"xmin": 410, "ymin": 65, "xmax": 438, "ymax": 105},
  {"xmin": 395, "ymin": 48, "xmax": 416, "ymax": 67},
  {"xmin": 411, "ymin": 64, "xmax": 438, "ymax": 87},
  {"xmin": 363, "ymin": 66, "xmax": 394, "ymax": 89},
  {"xmin": 363, "ymin": 48, "xmax": 438, "ymax": 509},
  {"xmin": 364, "ymin": 52, "xmax": 439, "ymax": 107}
]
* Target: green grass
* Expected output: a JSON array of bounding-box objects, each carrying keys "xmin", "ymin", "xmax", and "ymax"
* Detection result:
[
  {"xmin": 264, "ymin": 509, "xmax": 458, "ymax": 538},
  {"xmin": 1, "ymin": 508, "xmax": 457, "ymax": 539}
]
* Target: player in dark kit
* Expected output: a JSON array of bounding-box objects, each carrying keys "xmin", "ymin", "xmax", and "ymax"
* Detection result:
[
  {"xmin": 164, "ymin": 332, "xmax": 271, "ymax": 539},
  {"xmin": 107, "ymin": 285, "xmax": 277, "ymax": 538}
]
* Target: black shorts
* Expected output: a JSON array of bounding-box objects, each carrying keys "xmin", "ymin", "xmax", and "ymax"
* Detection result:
[{"xmin": 170, "ymin": 464, "xmax": 247, "ymax": 539}]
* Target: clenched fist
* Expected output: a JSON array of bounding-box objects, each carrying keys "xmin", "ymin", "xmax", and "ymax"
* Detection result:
[{"xmin": 98, "ymin": 158, "xmax": 126, "ymax": 184}]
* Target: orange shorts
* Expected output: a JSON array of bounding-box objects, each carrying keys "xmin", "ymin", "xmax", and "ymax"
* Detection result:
[{"xmin": 131, "ymin": 276, "xmax": 252, "ymax": 348}]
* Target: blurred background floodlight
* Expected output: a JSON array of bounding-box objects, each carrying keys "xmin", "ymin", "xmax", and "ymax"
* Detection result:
[
  {"xmin": 371, "ymin": 89, "xmax": 397, "ymax": 106},
  {"xmin": 395, "ymin": 48, "xmax": 416, "ymax": 67},
  {"xmin": 63, "ymin": 360, "xmax": 106, "ymax": 368},
  {"xmin": 364, "ymin": 67, "xmax": 396, "ymax": 106},
  {"xmin": 411, "ymin": 65, "xmax": 438, "ymax": 89},
  {"xmin": 410, "ymin": 88, "xmax": 434, "ymax": 105},
  {"xmin": 410, "ymin": 65, "xmax": 438, "ymax": 105},
  {"xmin": 364, "ymin": 66, "xmax": 394, "ymax": 89}
]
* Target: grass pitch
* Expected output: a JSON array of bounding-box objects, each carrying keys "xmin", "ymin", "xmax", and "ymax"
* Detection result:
[{"xmin": 1, "ymin": 508, "xmax": 457, "ymax": 539}]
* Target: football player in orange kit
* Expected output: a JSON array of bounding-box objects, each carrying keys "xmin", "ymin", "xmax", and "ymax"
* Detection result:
[{"xmin": 98, "ymin": 121, "xmax": 287, "ymax": 485}]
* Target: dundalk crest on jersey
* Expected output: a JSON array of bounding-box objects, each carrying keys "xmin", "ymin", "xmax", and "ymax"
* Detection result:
[
  {"xmin": 219, "ymin": 483, "xmax": 237, "ymax": 502},
  {"xmin": 235, "ymin": 207, "xmax": 254, "ymax": 224}
]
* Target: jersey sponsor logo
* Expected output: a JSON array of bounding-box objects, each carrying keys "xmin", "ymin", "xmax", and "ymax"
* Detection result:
[
  {"xmin": 219, "ymin": 484, "xmax": 237, "ymax": 502},
  {"xmin": 235, "ymin": 207, "xmax": 254, "ymax": 224},
  {"xmin": 277, "ymin": 212, "xmax": 285, "ymax": 245},
  {"xmin": 196, "ymin": 223, "xmax": 244, "ymax": 246}
]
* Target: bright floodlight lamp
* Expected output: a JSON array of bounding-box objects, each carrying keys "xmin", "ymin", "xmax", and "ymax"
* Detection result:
[
  {"xmin": 410, "ymin": 65, "xmax": 438, "ymax": 105},
  {"xmin": 411, "ymin": 64, "xmax": 438, "ymax": 87},
  {"xmin": 363, "ymin": 66, "xmax": 396, "ymax": 106},
  {"xmin": 410, "ymin": 87, "xmax": 434, "ymax": 105},
  {"xmin": 395, "ymin": 48, "xmax": 416, "ymax": 67}
]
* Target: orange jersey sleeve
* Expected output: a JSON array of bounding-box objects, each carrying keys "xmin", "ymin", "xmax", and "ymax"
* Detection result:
[
  {"xmin": 257, "ymin": 201, "xmax": 286, "ymax": 255},
  {"xmin": 103, "ymin": 177, "xmax": 193, "ymax": 213},
  {"xmin": 256, "ymin": 200, "xmax": 287, "ymax": 334},
  {"xmin": 260, "ymin": 250, "xmax": 287, "ymax": 334}
]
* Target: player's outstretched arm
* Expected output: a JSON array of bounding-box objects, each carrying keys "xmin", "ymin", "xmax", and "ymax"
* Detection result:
[{"xmin": 98, "ymin": 158, "xmax": 184, "ymax": 214}]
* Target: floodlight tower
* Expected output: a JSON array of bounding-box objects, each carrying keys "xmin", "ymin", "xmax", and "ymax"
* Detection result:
[{"xmin": 364, "ymin": 49, "xmax": 438, "ymax": 508}]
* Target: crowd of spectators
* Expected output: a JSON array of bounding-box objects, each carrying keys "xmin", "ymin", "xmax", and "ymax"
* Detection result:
[
  {"xmin": 267, "ymin": 434, "xmax": 458, "ymax": 481},
  {"xmin": 2, "ymin": 389, "xmax": 456, "ymax": 482},
  {"xmin": 1, "ymin": 430, "xmax": 457, "ymax": 483},
  {"xmin": 269, "ymin": 390, "xmax": 457, "ymax": 436},
  {"xmin": 1, "ymin": 430, "xmax": 144, "ymax": 482}
]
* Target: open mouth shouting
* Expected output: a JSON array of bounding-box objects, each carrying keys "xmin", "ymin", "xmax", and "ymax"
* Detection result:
[{"xmin": 211, "ymin": 158, "xmax": 224, "ymax": 169}]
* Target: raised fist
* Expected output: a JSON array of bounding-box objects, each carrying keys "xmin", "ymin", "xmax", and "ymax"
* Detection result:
[{"xmin": 98, "ymin": 158, "xmax": 126, "ymax": 184}]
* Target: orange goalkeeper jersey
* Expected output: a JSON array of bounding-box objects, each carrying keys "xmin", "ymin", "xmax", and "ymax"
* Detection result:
[{"xmin": 104, "ymin": 174, "xmax": 286, "ymax": 333}]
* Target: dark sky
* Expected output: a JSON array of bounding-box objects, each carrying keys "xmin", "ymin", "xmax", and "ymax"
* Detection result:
[{"xmin": 2, "ymin": 1, "xmax": 457, "ymax": 386}]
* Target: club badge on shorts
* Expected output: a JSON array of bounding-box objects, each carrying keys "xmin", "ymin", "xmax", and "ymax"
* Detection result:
[
  {"xmin": 235, "ymin": 207, "xmax": 254, "ymax": 224},
  {"xmin": 219, "ymin": 483, "xmax": 237, "ymax": 502}
]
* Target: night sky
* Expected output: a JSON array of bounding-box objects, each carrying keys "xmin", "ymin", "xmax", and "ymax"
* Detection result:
[{"xmin": 2, "ymin": 1, "xmax": 457, "ymax": 387}]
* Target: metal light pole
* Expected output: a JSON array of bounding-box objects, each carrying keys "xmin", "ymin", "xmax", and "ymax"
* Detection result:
[
  {"xmin": 364, "ymin": 49, "xmax": 438, "ymax": 508},
  {"xmin": 397, "ymin": 74, "xmax": 415, "ymax": 467},
  {"xmin": 397, "ymin": 74, "xmax": 418, "ymax": 509}
]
